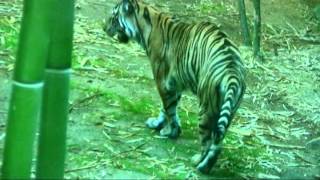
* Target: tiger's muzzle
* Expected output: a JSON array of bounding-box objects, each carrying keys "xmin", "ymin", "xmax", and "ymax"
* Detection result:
[{"xmin": 104, "ymin": 18, "xmax": 129, "ymax": 43}]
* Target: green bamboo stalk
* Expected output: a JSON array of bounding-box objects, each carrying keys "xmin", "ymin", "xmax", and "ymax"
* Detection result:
[
  {"xmin": 1, "ymin": 83, "xmax": 43, "ymax": 178},
  {"xmin": 36, "ymin": 0, "xmax": 75, "ymax": 178},
  {"xmin": 1, "ymin": 0, "xmax": 51, "ymax": 178}
]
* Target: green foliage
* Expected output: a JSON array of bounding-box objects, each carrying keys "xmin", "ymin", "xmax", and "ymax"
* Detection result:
[
  {"xmin": 0, "ymin": 17, "xmax": 19, "ymax": 51},
  {"xmin": 197, "ymin": 0, "xmax": 226, "ymax": 14},
  {"xmin": 223, "ymin": 133, "xmax": 266, "ymax": 174},
  {"xmin": 0, "ymin": 17, "xmax": 19, "ymax": 71}
]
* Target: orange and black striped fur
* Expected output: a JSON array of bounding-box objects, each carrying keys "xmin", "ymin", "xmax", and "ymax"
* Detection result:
[{"xmin": 105, "ymin": 0, "xmax": 246, "ymax": 174}]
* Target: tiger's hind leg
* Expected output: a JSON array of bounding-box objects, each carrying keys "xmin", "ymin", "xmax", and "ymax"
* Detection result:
[
  {"xmin": 193, "ymin": 109, "xmax": 222, "ymax": 174},
  {"xmin": 146, "ymin": 78, "xmax": 182, "ymax": 139},
  {"xmin": 195, "ymin": 76, "xmax": 245, "ymax": 173}
]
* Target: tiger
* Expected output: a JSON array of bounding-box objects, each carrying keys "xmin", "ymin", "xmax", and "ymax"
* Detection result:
[{"xmin": 104, "ymin": 0, "xmax": 246, "ymax": 174}]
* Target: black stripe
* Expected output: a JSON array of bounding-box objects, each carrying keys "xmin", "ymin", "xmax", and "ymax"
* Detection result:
[
  {"xmin": 133, "ymin": 0, "xmax": 139, "ymax": 13},
  {"xmin": 199, "ymin": 123, "xmax": 211, "ymax": 130},
  {"xmin": 143, "ymin": 7, "xmax": 151, "ymax": 24},
  {"xmin": 157, "ymin": 13, "xmax": 163, "ymax": 24}
]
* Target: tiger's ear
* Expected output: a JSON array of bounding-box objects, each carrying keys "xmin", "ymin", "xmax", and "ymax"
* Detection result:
[{"xmin": 123, "ymin": 0, "xmax": 134, "ymax": 14}]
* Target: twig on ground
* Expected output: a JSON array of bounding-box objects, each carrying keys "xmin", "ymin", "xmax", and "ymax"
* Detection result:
[
  {"xmin": 255, "ymin": 61, "xmax": 275, "ymax": 76},
  {"xmin": 267, "ymin": 34, "xmax": 320, "ymax": 44},
  {"xmin": 294, "ymin": 151, "xmax": 316, "ymax": 165},
  {"xmin": 136, "ymin": 149, "xmax": 152, "ymax": 157},
  {"xmin": 0, "ymin": 51, "xmax": 10, "ymax": 56},
  {"xmin": 86, "ymin": 1, "xmax": 107, "ymax": 7},
  {"xmin": 264, "ymin": 133, "xmax": 286, "ymax": 141},
  {"xmin": 286, "ymin": 21, "xmax": 300, "ymax": 36},
  {"xmin": 112, "ymin": 142, "xmax": 147, "ymax": 157},
  {"xmin": 74, "ymin": 67, "xmax": 108, "ymax": 74},
  {"xmin": 287, "ymin": 163, "xmax": 319, "ymax": 167},
  {"xmin": 266, "ymin": 143, "xmax": 305, "ymax": 150},
  {"xmin": 65, "ymin": 161, "xmax": 107, "ymax": 173},
  {"xmin": 0, "ymin": 110, "xmax": 7, "ymax": 114},
  {"xmin": 69, "ymin": 92, "xmax": 104, "ymax": 112}
]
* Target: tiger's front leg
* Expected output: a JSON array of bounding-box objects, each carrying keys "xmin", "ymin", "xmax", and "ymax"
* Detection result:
[
  {"xmin": 145, "ymin": 109, "xmax": 166, "ymax": 130},
  {"xmin": 146, "ymin": 108, "xmax": 181, "ymax": 139},
  {"xmin": 146, "ymin": 78, "xmax": 182, "ymax": 139}
]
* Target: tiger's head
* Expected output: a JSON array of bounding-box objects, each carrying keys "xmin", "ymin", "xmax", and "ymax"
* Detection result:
[{"xmin": 104, "ymin": 0, "xmax": 153, "ymax": 48}]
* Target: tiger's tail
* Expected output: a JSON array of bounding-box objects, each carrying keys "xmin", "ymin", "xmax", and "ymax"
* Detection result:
[{"xmin": 216, "ymin": 75, "xmax": 244, "ymax": 142}]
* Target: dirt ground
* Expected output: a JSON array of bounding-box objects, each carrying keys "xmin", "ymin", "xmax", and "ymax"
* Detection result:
[{"xmin": 0, "ymin": 0, "xmax": 320, "ymax": 179}]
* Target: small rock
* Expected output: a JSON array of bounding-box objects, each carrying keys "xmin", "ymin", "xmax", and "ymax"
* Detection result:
[{"xmin": 306, "ymin": 137, "xmax": 320, "ymax": 150}]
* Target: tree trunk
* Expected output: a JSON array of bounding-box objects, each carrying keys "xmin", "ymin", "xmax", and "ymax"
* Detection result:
[
  {"xmin": 238, "ymin": 0, "xmax": 251, "ymax": 46},
  {"xmin": 252, "ymin": 0, "xmax": 262, "ymax": 60}
]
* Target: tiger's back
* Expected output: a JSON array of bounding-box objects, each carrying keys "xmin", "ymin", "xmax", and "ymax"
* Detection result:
[{"xmin": 165, "ymin": 21, "xmax": 245, "ymax": 95}]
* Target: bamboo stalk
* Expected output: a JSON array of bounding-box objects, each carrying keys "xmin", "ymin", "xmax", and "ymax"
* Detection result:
[
  {"xmin": 1, "ymin": 0, "xmax": 51, "ymax": 178},
  {"xmin": 35, "ymin": 0, "xmax": 75, "ymax": 178}
]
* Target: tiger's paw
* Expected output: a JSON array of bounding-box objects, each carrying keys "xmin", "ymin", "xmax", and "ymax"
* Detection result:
[
  {"xmin": 195, "ymin": 145, "xmax": 221, "ymax": 174},
  {"xmin": 145, "ymin": 117, "xmax": 165, "ymax": 130},
  {"xmin": 159, "ymin": 122, "xmax": 181, "ymax": 139}
]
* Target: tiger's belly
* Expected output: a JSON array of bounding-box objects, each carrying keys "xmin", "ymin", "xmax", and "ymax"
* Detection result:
[{"xmin": 172, "ymin": 68, "xmax": 199, "ymax": 94}]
